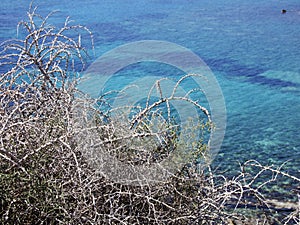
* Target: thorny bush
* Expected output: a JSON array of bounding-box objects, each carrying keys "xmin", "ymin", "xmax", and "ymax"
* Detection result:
[{"xmin": 0, "ymin": 4, "xmax": 299, "ymax": 225}]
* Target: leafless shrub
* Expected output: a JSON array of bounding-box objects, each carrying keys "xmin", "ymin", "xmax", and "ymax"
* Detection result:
[{"xmin": 0, "ymin": 4, "xmax": 299, "ymax": 225}]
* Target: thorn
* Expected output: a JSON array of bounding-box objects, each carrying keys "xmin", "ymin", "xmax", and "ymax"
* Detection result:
[{"xmin": 78, "ymin": 34, "xmax": 81, "ymax": 48}]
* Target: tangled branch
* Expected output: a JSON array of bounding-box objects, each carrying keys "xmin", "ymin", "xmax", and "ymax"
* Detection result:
[{"xmin": 0, "ymin": 4, "xmax": 299, "ymax": 225}]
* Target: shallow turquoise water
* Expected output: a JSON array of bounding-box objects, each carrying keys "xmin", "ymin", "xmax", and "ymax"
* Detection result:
[{"xmin": 1, "ymin": 1, "xmax": 299, "ymax": 179}]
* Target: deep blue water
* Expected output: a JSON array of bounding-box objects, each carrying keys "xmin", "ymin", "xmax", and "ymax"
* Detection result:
[{"xmin": 1, "ymin": 1, "xmax": 299, "ymax": 182}]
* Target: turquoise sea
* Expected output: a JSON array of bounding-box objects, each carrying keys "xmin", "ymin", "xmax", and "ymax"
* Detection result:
[{"xmin": 1, "ymin": 1, "xmax": 299, "ymax": 193}]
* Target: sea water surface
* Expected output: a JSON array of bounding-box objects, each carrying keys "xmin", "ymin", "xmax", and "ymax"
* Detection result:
[{"xmin": 1, "ymin": 0, "xmax": 299, "ymax": 191}]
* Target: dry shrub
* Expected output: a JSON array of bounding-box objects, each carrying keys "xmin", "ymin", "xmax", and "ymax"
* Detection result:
[{"xmin": 0, "ymin": 4, "xmax": 299, "ymax": 225}]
